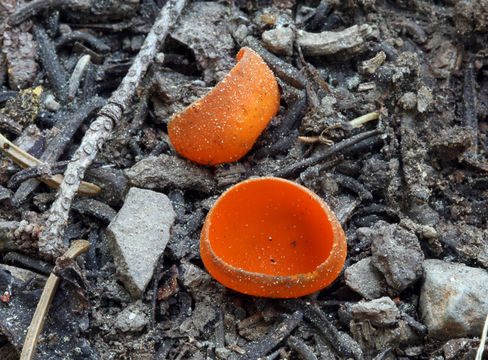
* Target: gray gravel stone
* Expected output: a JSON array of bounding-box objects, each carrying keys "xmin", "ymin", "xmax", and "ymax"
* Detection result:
[
  {"xmin": 44, "ymin": 93, "xmax": 61, "ymax": 112},
  {"xmin": 368, "ymin": 221, "xmax": 424, "ymax": 294},
  {"xmin": 350, "ymin": 297, "xmax": 399, "ymax": 327},
  {"xmin": 171, "ymin": 1, "xmax": 234, "ymax": 83},
  {"xmin": 115, "ymin": 300, "xmax": 149, "ymax": 332},
  {"xmin": 124, "ymin": 154, "xmax": 216, "ymax": 194},
  {"xmin": 262, "ymin": 27, "xmax": 294, "ymax": 56},
  {"xmin": 420, "ymin": 259, "xmax": 488, "ymax": 338},
  {"xmin": 344, "ymin": 257, "xmax": 388, "ymax": 299},
  {"xmin": 107, "ymin": 188, "xmax": 175, "ymax": 298}
]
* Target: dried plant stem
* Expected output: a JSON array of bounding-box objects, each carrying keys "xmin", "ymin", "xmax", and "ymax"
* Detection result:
[
  {"xmin": 476, "ymin": 313, "xmax": 488, "ymax": 360},
  {"xmin": 0, "ymin": 133, "xmax": 100, "ymax": 195},
  {"xmin": 38, "ymin": 0, "xmax": 188, "ymax": 258},
  {"xmin": 20, "ymin": 240, "xmax": 90, "ymax": 360},
  {"xmin": 349, "ymin": 111, "xmax": 380, "ymax": 128}
]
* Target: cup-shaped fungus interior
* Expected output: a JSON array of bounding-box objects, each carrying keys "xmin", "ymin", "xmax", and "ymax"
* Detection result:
[{"xmin": 207, "ymin": 178, "xmax": 334, "ymax": 276}]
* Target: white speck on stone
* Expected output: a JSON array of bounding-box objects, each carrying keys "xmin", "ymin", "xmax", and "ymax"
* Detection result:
[
  {"xmin": 107, "ymin": 187, "xmax": 176, "ymax": 298},
  {"xmin": 115, "ymin": 300, "xmax": 149, "ymax": 332}
]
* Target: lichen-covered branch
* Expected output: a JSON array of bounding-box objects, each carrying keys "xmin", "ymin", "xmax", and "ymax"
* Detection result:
[{"xmin": 38, "ymin": 0, "xmax": 188, "ymax": 258}]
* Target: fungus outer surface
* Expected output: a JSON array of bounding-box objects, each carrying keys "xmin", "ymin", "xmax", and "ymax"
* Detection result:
[{"xmin": 168, "ymin": 47, "xmax": 280, "ymax": 165}]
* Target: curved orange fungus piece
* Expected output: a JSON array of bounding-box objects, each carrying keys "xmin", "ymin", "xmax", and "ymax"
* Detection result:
[
  {"xmin": 168, "ymin": 47, "xmax": 280, "ymax": 165},
  {"xmin": 200, "ymin": 177, "xmax": 347, "ymax": 298}
]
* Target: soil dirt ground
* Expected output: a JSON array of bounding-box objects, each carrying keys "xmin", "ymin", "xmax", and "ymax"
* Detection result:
[{"xmin": 1, "ymin": 0, "xmax": 488, "ymax": 359}]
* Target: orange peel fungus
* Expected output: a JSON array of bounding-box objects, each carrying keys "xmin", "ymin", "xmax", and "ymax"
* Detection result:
[
  {"xmin": 168, "ymin": 47, "xmax": 280, "ymax": 165},
  {"xmin": 200, "ymin": 177, "xmax": 347, "ymax": 298}
]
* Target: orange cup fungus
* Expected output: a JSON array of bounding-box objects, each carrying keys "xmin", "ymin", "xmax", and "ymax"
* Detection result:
[
  {"xmin": 200, "ymin": 177, "xmax": 347, "ymax": 298},
  {"xmin": 168, "ymin": 47, "xmax": 280, "ymax": 165}
]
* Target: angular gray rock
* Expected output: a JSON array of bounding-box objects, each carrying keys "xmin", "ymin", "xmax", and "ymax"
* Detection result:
[
  {"xmin": 367, "ymin": 221, "xmax": 424, "ymax": 294},
  {"xmin": 350, "ymin": 297, "xmax": 399, "ymax": 327},
  {"xmin": 344, "ymin": 257, "xmax": 388, "ymax": 299},
  {"xmin": 115, "ymin": 300, "xmax": 149, "ymax": 332},
  {"xmin": 171, "ymin": 2, "xmax": 234, "ymax": 83},
  {"xmin": 107, "ymin": 188, "xmax": 175, "ymax": 298},
  {"xmin": 420, "ymin": 259, "xmax": 488, "ymax": 338},
  {"xmin": 262, "ymin": 27, "xmax": 294, "ymax": 56},
  {"xmin": 124, "ymin": 154, "xmax": 216, "ymax": 193}
]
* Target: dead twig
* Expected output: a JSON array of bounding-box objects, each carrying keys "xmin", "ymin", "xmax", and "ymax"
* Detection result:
[
  {"xmin": 20, "ymin": 240, "xmax": 90, "ymax": 360},
  {"xmin": 235, "ymin": 311, "xmax": 303, "ymax": 360},
  {"xmin": 55, "ymin": 31, "xmax": 110, "ymax": 53},
  {"xmin": 273, "ymin": 129, "xmax": 381, "ymax": 178},
  {"xmin": 464, "ymin": 60, "xmax": 478, "ymax": 154},
  {"xmin": 0, "ymin": 113, "xmax": 22, "ymax": 135},
  {"xmin": 12, "ymin": 97, "xmax": 104, "ymax": 206},
  {"xmin": 296, "ymin": 24, "xmax": 376, "ymax": 57},
  {"xmin": 38, "ymin": 0, "xmax": 188, "ymax": 258},
  {"xmin": 7, "ymin": 0, "xmax": 64, "ymax": 26},
  {"xmin": 333, "ymin": 173, "xmax": 373, "ymax": 202},
  {"xmin": 280, "ymin": 299, "xmax": 363, "ymax": 360},
  {"xmin": 243, "ymin": 36, "xmax": 306, "ymax": 90},
  {"xmin": 287, "ymin": 336, "xmax": 318, "ymax": 360},
  {"xmin": 34, "ymin": 25, "xmax": 68, "ymax": 103},
  {"xmin": 8, "ymin": 161, "xmax": 69, "ymax": 189}
]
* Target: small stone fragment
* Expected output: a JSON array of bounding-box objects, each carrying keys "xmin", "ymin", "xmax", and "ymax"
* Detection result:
[
  {"xmin": 367, "ymin": 221, "xmax": 424, "ymax": 294},
  {"xmin": 107, "ymin": 188, "xmax": 175, "ymax": 298},
  {"xmin": 420, "ymin": 259, "xmax": 488, "ymax": 338},
  {"xmin": 430, "ymin": 126, "xmax": 471, "ymax": 162},
  {"xmin": 179, "ymin": 261, "xmax": 225, "ymax": 302},
  {"xmin": 178, "ymin": 301, "xmax": 217, "ymax": 337},
  {"xmin": 437, "ymin": 221, "xmax": 488, "ymax": 268},
  {"xmin": 171, "ymin": 1, "xmax": 235, "ymax": 83},
  {"xmin": 442, "ymin": 338, "xmax": 477, "ymax": 360},
  {"xmin": 0, "ymin": 264, "xmax": 46, "ymax": 286},
  {"xmin": 0, "ymin": 186, "xmax": 12, "ymax": 202},
  {"xmin": 416, "ymin": 86, "xmax": 433, "ymax": 113},
  {"xmin": 350, "ymin": 297, "xmax": 400, "ymax": 327},
  {"xmin": 344, "ymin": 257, "xmax": 388, "ymax": 299},
  {"xmin": 398, "ymin": 92, "xmax": 417, "ymax": 110},
  {"xmin": 350, "ymin": 318, "xmax": 417, "ymax": 356},
  {"xmin": 124, "ymin": 154, "xmax": 216, "ymax": 193},
  {"xmin": 215, "ymin": 347, "xmax": 232, "ymax": 359},
  {"xmin": 115, "ymin": 300, "xmax": 149, "ymax": 332},
  {"xmin": 44, "ymin": 93, "xmax": 61, "ymax": 112},
  {"xmin": 262, "ymin": 27, "xmax": 294, "ymax": 56}
]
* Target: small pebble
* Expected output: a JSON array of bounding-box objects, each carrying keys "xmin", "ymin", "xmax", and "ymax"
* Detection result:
[
  {"xmin": 115, "ymin": 300, "xmax": 149, "ymax": 332},
  {"xmin": 420, "ymin": 259, "xmax": 488, "ymax": 338},
  {"xmin": 44, "ymin": 93, "xmax": 61, "ymax": 112},
  {"xmin": 262, "ymin": 27, "xmax": 294, "ymax": 56}
]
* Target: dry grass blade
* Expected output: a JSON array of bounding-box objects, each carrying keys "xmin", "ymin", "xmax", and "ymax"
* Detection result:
[
  {"xmin": 20, "ymin": 240, "xmax": 91, "ymax": 360},
  {"xmin": 0, "ymin": 133, "xmax": 100, "ymax": 195},
  {"xmin": 349, "ymin": 111, "xmax": 380, "ymax": 128},
  {"xmin": 476, "ymin": 313, "xmax": 488, "ymax": 360}
]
